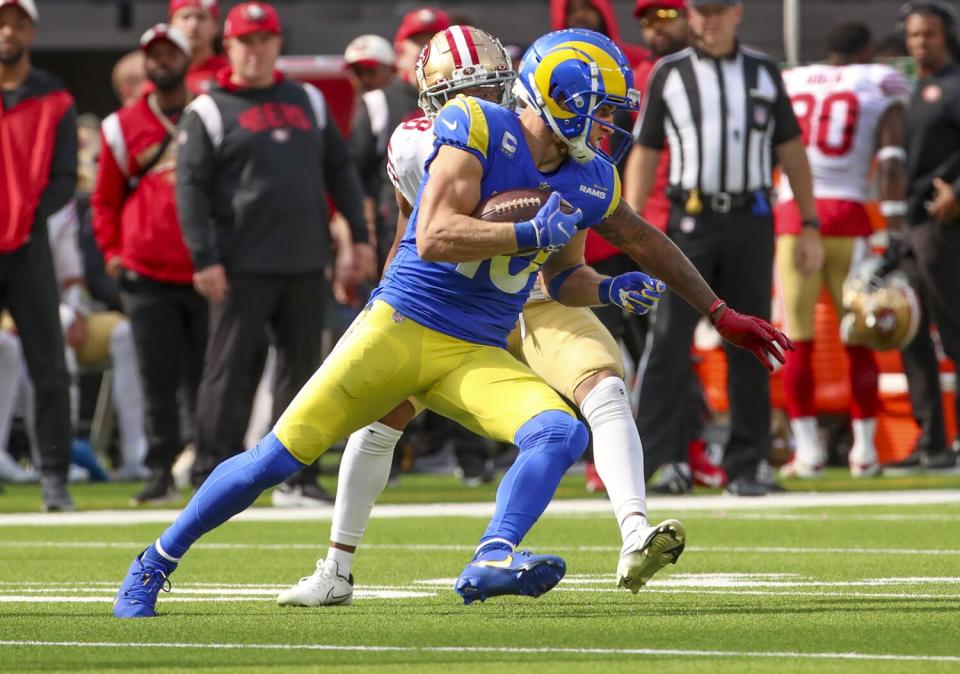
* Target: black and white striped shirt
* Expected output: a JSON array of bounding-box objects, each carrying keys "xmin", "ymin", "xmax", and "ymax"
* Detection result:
[{"xmin": 635, "ymin": 44, "xmax": 801, "ymax": 196}]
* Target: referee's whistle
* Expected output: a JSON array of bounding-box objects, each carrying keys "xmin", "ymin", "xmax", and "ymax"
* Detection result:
[{"xmin": 685, "ymin": 188, "xmax": 703, "ymax": 215}]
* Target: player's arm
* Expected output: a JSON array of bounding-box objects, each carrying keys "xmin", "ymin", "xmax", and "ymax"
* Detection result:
[
  {"xmin": 381, "ymin": 188, "xmax": 412, "ymax": 274},
  {"xmin": 595, "ymin": 201, "xmax": 792, "ymax": 370},
  {"xmin": 623, "ymin": 144, "xmax": 661, "ymax": 214},
  {"xmin": 875, "ymin": 103, "xmax": 910, "ymax": 270},
  {"xmin": 596, "ymin": 201, "xmax": 715, "ymax": 314},
  {"xmin": 415, "ymin": 145, "xmax": 526, "ymax": 263},
  {"xmin": 541, "ymin": 231, "xmax": 664, "ymax": 315},
  {"xmin": 875, "ymin": 103, "xmax": 908, "ymax": 233}
]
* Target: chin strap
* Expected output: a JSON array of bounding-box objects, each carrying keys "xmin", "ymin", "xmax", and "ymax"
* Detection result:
[{"xmin": 521, "ymin": 72, "xmax": 597, "ymax": 164}]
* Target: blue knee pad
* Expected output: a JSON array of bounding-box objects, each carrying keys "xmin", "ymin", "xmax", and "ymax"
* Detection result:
[
  {"xmin": 480, "ymin": 411, "xmax": 588, "ymax": 547},
  {"xmin": 515, "ymin": 410, "xmax": 589, "ymax": 467}
]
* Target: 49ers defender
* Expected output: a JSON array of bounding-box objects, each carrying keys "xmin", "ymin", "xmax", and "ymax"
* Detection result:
[{"xmin": 776, "ymin": 22, "xmax": 910, "ymax": 478}]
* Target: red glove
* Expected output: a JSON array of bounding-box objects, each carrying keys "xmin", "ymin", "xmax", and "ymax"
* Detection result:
[{"xmin": 710, "ymin": 299, "xmax": 794, "ymax": 372}]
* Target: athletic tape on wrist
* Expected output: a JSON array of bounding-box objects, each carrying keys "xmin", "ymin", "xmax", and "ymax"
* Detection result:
[
  {"xmin": 876, "ymin": 146, "xmax": 907, "ymax": 163},
  {"xmin": 880, "ymin": 201, "xmax": 908, "ymax": 217}
]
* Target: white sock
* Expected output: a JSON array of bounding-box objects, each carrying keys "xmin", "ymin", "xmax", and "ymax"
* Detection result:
[
  {"xmin": 326, "ymin": 546, "xmax": 355, "ymax": 577},
  {"xmin": 790, "ymin": 417, "xmax": 823, "ymax": 466},
  {"xmin": 329, "ymin": 421, "xmax": 403, "ymax": 553},
  {"xmin": 850, "ymin": 418, "xmax": 877, "ymax": 465},
  {"xmin": 579, "ymin": 376, "xmax": 648, "ymax": 542},
  {"xmin": 109, "ymin": 321, "xmax": 147, "ymax": 470}
]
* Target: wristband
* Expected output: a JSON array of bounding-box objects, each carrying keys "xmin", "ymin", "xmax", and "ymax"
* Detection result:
[
  {"xmin": 598, "ymin": 276, "xmax": 613, "ymax": 305},
  {"xmin": 876, "ymin": 146, "xmax": 907, "ymax": 163},
  {"xmin": 801, "ymin": 217, "xmax": 820, "ymax": 230},
  {"xmin": 709, "ymin": 299, "xmax": 727, "ymax": 325},
  {"xmin": 547, "ymin": 264, "xmax": 585, "ymax": 300},
  {"xmin": 880, "ymin": 201, "xmax": 908, "ymax": 217},
  {"xmin": 514, "ymin": 221, "xmax": 539, "ymax": 250}
]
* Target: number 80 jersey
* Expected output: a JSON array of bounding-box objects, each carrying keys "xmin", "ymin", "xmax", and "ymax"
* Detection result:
[
  {"xmin": 779, "ymin": 63, "xmax": 910, "ymax": 204},
  {"xmin": 376, "ymin": 96, "xmax": 621, "ymax": 349}
]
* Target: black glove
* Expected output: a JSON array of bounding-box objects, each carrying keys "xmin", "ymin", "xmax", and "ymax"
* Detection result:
[{"xmin": 879, "ymin": 232, "xmax": 906, "ymax": 276}]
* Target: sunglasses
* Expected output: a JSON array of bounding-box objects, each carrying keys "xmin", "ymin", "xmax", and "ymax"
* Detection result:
[{"xmin": 639, "ymin": 8, "xmax": 682, "ymax": 27}]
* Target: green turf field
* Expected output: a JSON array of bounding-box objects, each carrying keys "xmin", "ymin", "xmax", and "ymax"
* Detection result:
[{"xmin": 1, "ymin": 481, "xmax": 959, "ymax": 672}]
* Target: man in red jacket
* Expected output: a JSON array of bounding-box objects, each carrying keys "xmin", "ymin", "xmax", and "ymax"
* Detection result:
[
  {"xmin": 168, "ymin": 0, "xmax": 227, "ymax": 95},
  {"xmin": 92, "ymin": 24, "xmax": 208, "ymax": 505},
  {"xmin": 550, "ymin": 0, "xmax": 650, "ymax": 69},
  {"xmin": 0, "ymin": 0, "xmax": 76, "ymax": 511}
]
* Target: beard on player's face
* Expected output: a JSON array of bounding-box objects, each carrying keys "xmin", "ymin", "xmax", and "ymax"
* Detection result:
[
  {"xmin": 0, "ymin": 44, "xmax": 24, "ymax": 65},
  {"xmin": 147, "ymin": 67, "xmax": 187, "ymax": 92}
]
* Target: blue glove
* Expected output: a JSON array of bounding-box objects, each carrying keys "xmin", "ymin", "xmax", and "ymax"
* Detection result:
[
  {"xmin": 514, "ymin": 192, "xmax": 583, "ymax": 253},
  {"xmin": 599, "ymin": 272, "xmax": 666, "ymax": 316}
]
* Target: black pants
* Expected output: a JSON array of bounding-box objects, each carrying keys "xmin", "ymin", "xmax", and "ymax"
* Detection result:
[
  {"xmin": 120, "ymin": 273, "xmax": 208, "ymax": 474},
  {"xmin": 192, "ymin": 271, "xmax": 326, "ymax": 485},
  {"xmin": 636, "ymin": 205, "xmax": 774, "ymax": 481},
  {"xmin": 0, "ymin": 220, "xmax": 72, "ymax": 478},
  {"xmin": 900, "ymin": 220, "xmax": 960, "ymax": 452}
]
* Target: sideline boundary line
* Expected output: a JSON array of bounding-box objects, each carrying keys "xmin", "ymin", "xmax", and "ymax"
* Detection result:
[{"xmin": 1, "ymin": 489, "xmax": 958, "ymax": 526}]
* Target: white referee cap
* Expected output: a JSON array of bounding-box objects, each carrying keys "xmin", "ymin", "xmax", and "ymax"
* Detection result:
[{"xmin": 0, "ymin": 0, "xmax": 38, "ymax": 22}]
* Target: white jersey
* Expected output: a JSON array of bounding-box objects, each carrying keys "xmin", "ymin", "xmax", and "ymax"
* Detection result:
[
  {"xmin": 385, "ymin": 115, "xmax": 551, "ymax": 303},
  {"xmin": 386, "ymin": 117, "xmax": 436, "ymax": 209},
  {"xmin": 779, "ymin": 63, "xmax": 910, "ymax": 203}
]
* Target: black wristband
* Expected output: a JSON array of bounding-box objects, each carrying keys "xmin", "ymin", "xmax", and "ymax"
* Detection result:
[{"xmin": 801, "ymin": 217, "xmax": 820, "ymax": 230}]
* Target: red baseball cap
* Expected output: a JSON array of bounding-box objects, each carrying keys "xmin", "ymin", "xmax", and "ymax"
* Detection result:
[
  {"xmin": 168, "ymin": 0, "xmax": 218, "ymax": 20},
  {"xmin": 223, "ymin": 2, "xmax": 282, "ymax": 39},
  {"xmin": 634, "ymin": 0, "xmax": 685, "ymax": 17},
  {"xmin": 393, "ymin": 7, "xmax": 450, "ymax": 47},
  {"xmin": 140, "ymin": 23, "xmax": 192, "ymax": 57}
]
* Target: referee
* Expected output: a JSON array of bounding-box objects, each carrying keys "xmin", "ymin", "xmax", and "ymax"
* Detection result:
[{"xmin": 631, "ymin": 0, "xmax": 824, "ymax": 496}]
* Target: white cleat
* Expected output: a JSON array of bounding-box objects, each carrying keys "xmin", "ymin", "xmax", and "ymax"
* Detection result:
[
  {"xmin": 850, "ymin": 460, "xmax": 882, "ymax": 478},
  {"xmin": 779, "ymin": 459, "xmax": 824, "ymax": 480},
  {"xmin": 616, "ymin": 519, "xmax": 686, "ymax": 594},
  {"xmin": 277, "ymin": 558, "xmax": 354, "ymax": 607}
]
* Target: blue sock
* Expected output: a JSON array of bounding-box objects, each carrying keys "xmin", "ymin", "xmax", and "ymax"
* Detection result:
[
  {"xmin": 155, "ymin": 432, "xmax": 304, "ymax": 561},
  {"xmin": 480, "ymin": 411, "xmax": 588, "ymax": 546}
]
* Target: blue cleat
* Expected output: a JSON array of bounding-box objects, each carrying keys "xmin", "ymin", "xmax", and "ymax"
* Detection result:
[
  {"xmin": 454, "ymin": 548, "xmax": 566, "ymax": 604},
  {"xmin": 113, "ymin": 549, "xmax": 172, "ymax": 618}
]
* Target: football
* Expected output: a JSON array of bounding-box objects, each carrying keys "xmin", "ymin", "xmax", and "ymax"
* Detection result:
[{"xmin": 472, "ymin": 189, "xmax": 575, "ymax": 222}]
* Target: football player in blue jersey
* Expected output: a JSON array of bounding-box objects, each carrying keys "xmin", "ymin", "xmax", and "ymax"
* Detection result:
[{"xmin": 113, "ymin": 28, "xmax": 791, "ymax": 617}]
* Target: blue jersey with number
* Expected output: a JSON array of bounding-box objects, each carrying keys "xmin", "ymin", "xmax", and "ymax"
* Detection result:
[{"xmin": 375, "ymin": 96, "xmax": 621, "ymax": 348}]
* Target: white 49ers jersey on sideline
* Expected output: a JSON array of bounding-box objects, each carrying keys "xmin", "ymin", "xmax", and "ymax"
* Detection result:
[
  {"xmin": 386, "ymin": 116, "xmax": 436, "ymax": 208},
  {"xmin": 779, "ymin": 63, "xmax": 910, "ymax": 203}
]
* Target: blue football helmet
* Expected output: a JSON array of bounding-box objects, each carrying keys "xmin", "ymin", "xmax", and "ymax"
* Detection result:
[{"xmin": 515, "ymin": 29, "xmax": 639, "ymax": 165}]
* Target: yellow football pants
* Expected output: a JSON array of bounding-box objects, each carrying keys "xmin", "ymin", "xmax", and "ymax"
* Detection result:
[
  {"xmin": 274, "ymin": 300, "xmax": 574, "ymax": 463},
  {"xmin": 776, "ymin": 235, "xmax": 865, "ymax": 341},
  {"xmin": 509, "ymin": 300, "xmax": 624, "ymax": 402}
]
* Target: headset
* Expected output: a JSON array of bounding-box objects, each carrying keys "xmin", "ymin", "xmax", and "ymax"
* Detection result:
[{"xmin": 897, "ymin": 1, "xmax": 960, "ymax": 57}]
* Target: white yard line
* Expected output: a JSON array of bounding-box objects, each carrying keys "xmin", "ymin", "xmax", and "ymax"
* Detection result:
[
  {"xmin": 0, "ymin": 490, "xmax": 957, "ymax": 527},
  {"xmin": 3, "ymin": 540, "xmax": 960, "ymax": 555},
  {"xmin": 0, "ymin": 639, "xmax": 956, "ymax": 663}
]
